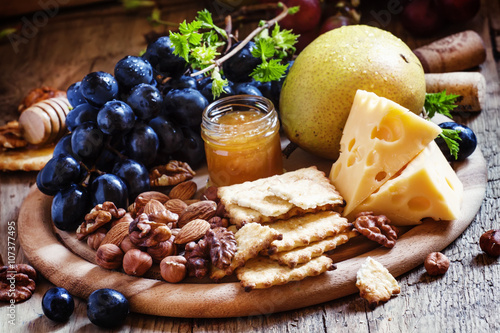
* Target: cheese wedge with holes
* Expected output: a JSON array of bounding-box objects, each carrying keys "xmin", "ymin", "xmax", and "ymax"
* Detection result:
[
  {"xmin": 347, "ymin": 141, "xmax": 463, "ymax": 225},
  {"xmin": 329, "ymin": 90, "xmax": 442, "ymax": 216}
]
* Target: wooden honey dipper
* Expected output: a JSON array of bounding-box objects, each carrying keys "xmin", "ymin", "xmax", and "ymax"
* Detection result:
[{"xmin": 18, "ymin": 97, "xmax": 71, "ymax": 145}]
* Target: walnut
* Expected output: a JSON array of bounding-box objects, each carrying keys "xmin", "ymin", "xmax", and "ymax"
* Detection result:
[
  {"xmin": 207, "ymin": 216, "xmax": 229, "ymax": 229},
  {"xmin": 0, "ymin": 264, "xmax": 37, "ymax": 303},
  {"xmin": 201, "ymin": 186, "xmax": 219, "ymax": 202},
  {"xmin": 150, "ymin": 160, "xmax": 196, "ymax": 187},
  {"xmin": 0, "ymin": 121, "xmax": 27, "ymax": 149},
  {"xmin": 131, "ymin": 191, "xmax": 170, "ymax": 217},
  {"xmin": 184, "ymin": 239, "xmax": 210, "ymax": 278},
  {"xmin": 424, "ymin": 252, "xmax": 450, "ymax": 275},
  {"xmin": 206, "ymin": 227, "xmax": 237, "ymax": 270},
  {"xmin": 354, "ymin": 212, "xmax": 398, "ymax": 248},
  {"xmin": 76, "ymin": 202, "xmax": 126, "ymax": 240},
  {"xmin": 18, "ymin": 86, "xmax": 66, "ymax": 112},
  {"xmin": 128, "ymin": 213, "xmax": 172, "ymax": 247}
]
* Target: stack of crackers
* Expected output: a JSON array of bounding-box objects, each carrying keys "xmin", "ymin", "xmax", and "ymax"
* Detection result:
[{"xmin": 213, "ymin": 166, "xmax": 358, "ymax": 291}]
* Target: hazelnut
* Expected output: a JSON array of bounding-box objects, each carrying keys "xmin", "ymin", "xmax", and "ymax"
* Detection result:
[
  {"xmin": 479, "ymin": 229, "xmax": 500, "ymax": 257},
  {"xmin": 122, "ymin": 249, "xmax": 153, "ymax": 276},
  {"xmin": 120, "ymin": 236, "xmax": 141, "ymax": 253},
  {"xmin": 87, "ymin": 228, "xmax": 107, "ymax": 250},
  {"xmin": 147, "ymin": 237, "xmax": 177, "ymax": 263},
  {"xmin": 160, "ymin": 255, "xmax": 187, "ymax": 283},
  {"xmin": 424, "ymin": 252, "xmax": 450, "ymax": 276},
  {"xmin": 96, "ymin": 244, "xmax": 124, "ymax": 270}
]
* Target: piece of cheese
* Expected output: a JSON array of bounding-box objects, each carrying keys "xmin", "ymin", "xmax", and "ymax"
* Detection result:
[
  {"xmin": 348, "ymin": 140, "xmax": 463, "ymax": 226},
  {"xmin": 329, "ymin": 90, "xmax": 442, "ymax": 216}
]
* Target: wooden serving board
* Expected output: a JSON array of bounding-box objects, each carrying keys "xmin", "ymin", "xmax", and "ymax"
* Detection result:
[{"xmin": 17, "ymin": 144, "xmax": 487, "ymax": 318}]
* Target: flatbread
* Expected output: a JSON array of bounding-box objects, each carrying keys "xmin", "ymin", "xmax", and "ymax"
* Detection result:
[
  {"xmin": 0, "ymin": 146, "xmax": 54, "ymax": 171},
  {"xmin": 236, "ymin": 255, "xmax": 335, "ymax": 291},
  {"xmin": 269, "ymin": 229, "xmax": 359, "ymax": 268}
]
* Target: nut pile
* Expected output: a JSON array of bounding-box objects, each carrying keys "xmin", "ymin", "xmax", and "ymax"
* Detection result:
[{"xmin": 76, "ymin": 180, "xmax": 236, "ymax": 283}]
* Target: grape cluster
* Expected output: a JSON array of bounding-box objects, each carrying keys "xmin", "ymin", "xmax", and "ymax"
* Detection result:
[{"xmin": 38, "ymin": 35, "xmax": 293, "ymax": 231}]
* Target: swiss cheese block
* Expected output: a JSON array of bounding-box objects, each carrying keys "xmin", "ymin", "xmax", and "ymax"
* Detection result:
[
  {"xmin": 348, "ymin": 141, "xmax": 463, "ymax": 226},
  {"xmin": 329, "ymin": 90, "xmax": 442, "ymax": 216}
]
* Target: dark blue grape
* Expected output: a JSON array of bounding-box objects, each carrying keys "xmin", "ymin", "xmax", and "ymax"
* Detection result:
[
  {"xmin": 233, "ymin": 82, "xmax": 263, "ymax": 96},
  {"xmin": 171, "ymin": 127, "xmax": 205, "ymax": 169},
  {"xmin": 42, "ymin": 287, "xmax": 74, "ymax": 322},
  {"xmin": 126, "ymin": 83, "xmax": 162, "ymax": 121},
  {"xmin": 113, "ymin": 159, "xmax": 150, "ymax": 202},
  {"xmin": 71, "ymin": 122, "xmax": 105, "ymax": 160},
  {"xmin": 222, "ymin": 41, "xmax": 262, "ymax": 82},
  {"xmin": 200, "ymin": 82, "xmax": 235, "ymax": 103},
  {"xmin": 94, "ymin": 148, "xmax": 121, "ymax": 173},
  {"xmin": 87, "ymin": 288, "xmax": 129, "ymax": 329},
  {"xmin": 435, "ymin": 122, "xmax": 477, "ymax": 161},
  {"xmin": 162, "ymin": 88, "xmax": 208, "ymax": 127},
  {"xmin": 114, "ymin": 56, "xmax": 154, "ymax": 92},
  {"xmin": 66, "ymin": 103, "xmax": 99, "ymax": 132},
  {"xmin": 91, "ymin": 174, "xmax": 128, "ymax": 208},
  {"xmin": 53, "ymin": 134, "xmax": 80, "ymax": 161},
  {"xmin": 66, "ymin": 82, "xmax": 86, "ymax": 108},
  {"xmin": 81, "ymin": 71, "xmax": 119, "ymax": 107},
  {"xmin": 149, "ymin": 116, "xmax": 184, "ymax": 154},
  {"xmin": 142, "ymin": 36, "xmax": 187, "ymax": 78},
  {"xmin": 37, "ymin": 155, "xmax": 82, "ymax": 195},
  {"xmin": 164, "ymin": 75, "xmax": 198, "ymax": 91},
  {"xmin": 124, "ymin": 123, "xmax": 159, "ymax": 166},
  {"xmin": 97, "ymin": 100, "xmax": 135, "ymax": 135},
  {"xmin": 196, "ymin": 75, "xmax": 211, "ymax": 90},
  {"xmin": 256, "ymin": 81, "xmax": 281, "ymax": 109},
  {"xmin": 51, "ymin": 184, "xmax": 90, "ymax": 231}
]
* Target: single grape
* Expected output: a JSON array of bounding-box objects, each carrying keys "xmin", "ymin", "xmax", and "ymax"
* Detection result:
[
  {"xmin": 80, "ymin": 71, "xmax": 119, "ymax": 107},
  {"xmin": 42, "ymin": 287, "xmax": 74, "ymax": 322},
  {"xmin": 233, "ymin": 82, "xmax": 263, "ymax": 96},
  {"xmin": 87, "ymin": 288, "xmax": 129, "ymax": 328},
  {"xmin": 124, "ymin": 123, "xmax": 159, "ymax": 166},
  {"xmin": 149, "ymin": 115, "xmax": 184, "ymax": 154},
  {"xmin": 71, "ymin": 122, "xmax": 105, "ymax": 161},
  {"xmin": 162, "ymin": 88, "xmax": 208, "ymax": 127},
  {"xmin": 53, "ymin": 134, "xmax": 80, "ymax": 161},
  {"xmin": 401, "ymin": 0, "xmax": 443, "ymax": 36},
  {"xmin": 66, "ymin": 103, "xmax": 99, "ymax": 132},
  {"xmin": 142, "ymin": 36, "xmax": 187, "ymax": 78},
  {"xmin": 91, "ymin": 173, "xmax": 128, "ymax": 208},
  {"xmin": 126, "ymin": 83, "xmax": 162, "ymax": 121},
  {"xmin": 279, "ymin": 0, "xmax": 322, "ymax": 33},
  {"xmin": 435, "ymin": 122, "xmax": 477, "ymax": 161},
  {"xmin": 222, "ymin": 41, "xmax": 262, "ymax": 83},
  {"xmin": 97, "ymin": 100, "xmax": 135, "ymax": 135},
  {"xmin": 114, "ymin": 55, "xmax": 154, "ymax": 92},
  {"xmin": 94, "ymin": 148, "xmax": 121, "ymax": 173},
  {"xmin": 436, "ymin": 0, "xmax": 480, "ymax": 23},
  {"xmin": 113, "ymin": 159, "xmax": 150, "ymax": 202},
  {"xmin": 164, "ymin": 75, "xmax": 198, "ymax": 91},
  {"xmin": 36, "ymin": 155, "xmax": 82, "ymax": 195},
  {"xmin": 171, "ymin": 127, "xmax": 205, "ymax": 169},
  {"xmin": 66, "ymin": 82, "xmax": 86, "ymax": 108},
  {"xmin": 196, "ymin": 75, "xmax": 212, "ymax": 90},
  {"xmin": 51, "ymin": 184, "xmax": 90, "ymax": 231},
  {"xmin": 200, "ymin": 82, "xmax": 235, "ymax": 103}
]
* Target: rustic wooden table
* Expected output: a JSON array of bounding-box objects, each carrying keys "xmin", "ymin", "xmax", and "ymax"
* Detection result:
[{"xmin": 1, "ymin": 1, "xmax": 499, "ymax": 332}]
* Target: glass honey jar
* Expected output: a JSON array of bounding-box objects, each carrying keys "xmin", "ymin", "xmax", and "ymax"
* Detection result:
[{"xmin": 201, "ymin": 95, "xmax": 283, "ymax": 187}]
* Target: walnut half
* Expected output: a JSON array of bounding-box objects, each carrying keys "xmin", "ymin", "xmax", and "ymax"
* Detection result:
[
  {"xmin": 0, "ymin": 264, "xmax": 37, "ymax": 303},
  {"xmin": 129, "ymin": 213, "xmax": 172, "ymax": 247},
  {"xmin": 354, "ymin": 212, "xmax": 398, "ymax": 248}
]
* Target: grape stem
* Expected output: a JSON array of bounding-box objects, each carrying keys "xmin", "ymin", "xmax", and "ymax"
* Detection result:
[{"xmin": 190, "ymin": 2, "xmax": 290, "ymax": 78}]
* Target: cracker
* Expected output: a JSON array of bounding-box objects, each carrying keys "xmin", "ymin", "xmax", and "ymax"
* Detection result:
[
  {"xmin": 356, "ymin": 257, "xmax": 400, "ymax": 307},
  {"xmin": 209, "ymin": 222, "xmax": 282, "ymax": 281},
  {"xmin": 265, "ymin": 211, "xmax": 350, "ymax": 253},
  {"xmin": 218, "ymin": 166, "xmax": 345, "ymax": 226},
  {"xmin": 269, "ymin": 229, "xmax": 359, "ymax": 268},
  {"xmin": 236, "ymin": 255, "xmax": 335, "ymax": 291},
  {"xmin": 0, "ymin": 146, "xmax": 54, "ymax": 171}
]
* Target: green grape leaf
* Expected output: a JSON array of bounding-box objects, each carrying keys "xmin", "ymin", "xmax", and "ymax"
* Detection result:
[
  {"xmin": 424, "ymin": 90, "xmax": 460, "ymax": 119},
  {"xmin": 169, "ymin": 31, "xmax": 190, "ymax": 60},
  {"xmin": 439, "ymin": 128, "xmax": 462, "ymax": 160},
  {"xmin": 211, "ymin": 70, "xmax": 229, "ymax": 99},
  {"xmin": 251, "ymin": 58, "xmax": 288, "ymax": 82},
  {"xmin": 271, "ymin": 23, "xmax": 298, "ymax": 58},
  {"xmin": 196, "ymin": 9, "xmax": 228, "ymax": 39},
  {"xmin": 191, "ymin": 45, "xmax": 220, "ymax": 69},
  {"xmin": 252, "ymin": 38, "xmax": 276, "ymax": 60}
]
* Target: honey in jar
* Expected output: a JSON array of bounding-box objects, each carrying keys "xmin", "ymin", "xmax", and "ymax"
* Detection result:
[{"xmin": 201, "ymin": 95, "xmax": 283, "ymax": 187}]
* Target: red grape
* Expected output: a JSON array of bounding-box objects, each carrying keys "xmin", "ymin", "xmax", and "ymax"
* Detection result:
[
  {"xmin": 279, "ymin": 0, "xmax": 322, "ymax": 33},
  {"xmin": 401, "ymin": 0, "xmax": 443, "ymax": 36},
  {"xmin": 435, "ymin": 0, "xmax": 480, "ymax": 23},
  {"xmin": 320, "ymin": 15, "xmax": 352, "ymax": 35}
]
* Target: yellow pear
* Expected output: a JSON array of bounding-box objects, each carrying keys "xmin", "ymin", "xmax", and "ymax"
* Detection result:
[{"xmin": 280, "ymin": 25, "xmax": 426, "ymax": 160}]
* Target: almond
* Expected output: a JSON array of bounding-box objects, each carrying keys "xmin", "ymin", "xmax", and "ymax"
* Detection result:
[
  {"xmin": 101, "ymin": 222, "xmax": 131, "ymax": 247},
  {"xmin": 143, "ymin": 199, "xmax": 167, "ymax": 215},
  {"xmin": 164, "ymin": 199, "xmax": 188, "ymax": 215},
  {"xmin": 178, "ymin": 200, "xmax": 217, "ymax": 227},
  {"xmin": 169, "ymin": 181, "xmax": 197, "ymax": 201},
  {"xmin": 174, "ymin": 219, "xmax": 210, "ymax": 244}
]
